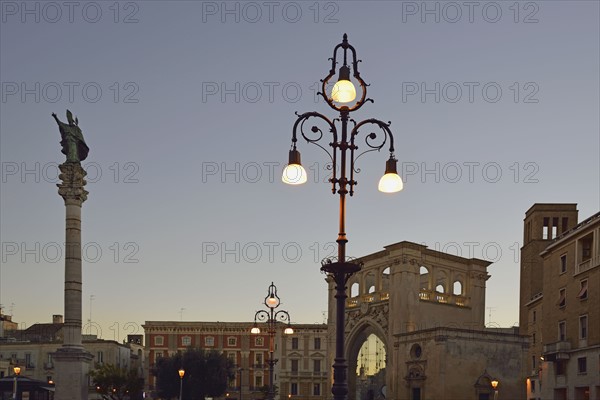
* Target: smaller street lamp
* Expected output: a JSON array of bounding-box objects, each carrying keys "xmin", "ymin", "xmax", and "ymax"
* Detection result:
[
  {"xmin": 491, "ymin": 379, "xmax": 499, "ymax": 400},
  {"xmin": 178, "ymin": 368, "xmax": 185, "ymax": 400},
  {"xmin": 251, "ymin": 282, "xmax": 294, "ymax": 400},
  {"xmin": 12, "ymin": 366, "xmax": 21, "ymax": 400}
]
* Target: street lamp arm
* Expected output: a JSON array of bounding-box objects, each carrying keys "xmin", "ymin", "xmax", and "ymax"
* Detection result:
[
  {"xmin": 273, "ymin": 309, "xmax": 292, "ymax": 325},
  {"xmin": 349, "ymin": 119, "xmax": 396, "ymax": 183},
  {"xmin": 253, "ymin": 309, "xmax": 271, "ymax": 324}
]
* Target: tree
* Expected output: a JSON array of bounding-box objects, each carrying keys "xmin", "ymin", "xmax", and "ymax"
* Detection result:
[
  {"xmin": 153, "ymin": 348, "xmax": 235, "ymax": 400},
  {"xmin": 90, "ymin": 363, "xmax": 144, "ymax": 400}
]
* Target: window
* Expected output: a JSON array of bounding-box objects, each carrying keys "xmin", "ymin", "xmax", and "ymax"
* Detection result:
[
  {"xmin": 578, "ymin": 280, "xmax": 588, "ymax": 300},
  {"xmin": 313, "ymin": 359, "xmax": 321, "ymax": 373},
  {"xmin": 558, "ymin": 321, "xmax": 566, "ymax": 341},
  {"xmin": 255, "ymin": 337, "xmax": 264, "ymax": 346},
  {"xmin": 580, "ymin": 315, "xmax": 588, "ymax": 339},
  {"xmin": 577, "ymin": 357, "xmax": 587, "ymax": 374},
  {"xmin": 205, "ymin": 336, "xmax": 214, "ymax": 347},
  {"xmin": 531, "ymin": 380, "xmax": 535, "ymax": 392},
  {"xmin": 154, "ymin": 336, "xmax": 164, "ymax": 346},
  {"xmin": 228, "ymin": 352, "xmax": 236, "ymax": 365},
  {"xmin": 543, "ymin": 217, "xmax": 549, "ymax": 239},
  {"xmin": 560, "ymin": 254, "xmax": 567, "ymax": 274},
  {"xmin": 255, "ymin": 375, "xmax": 263, "ymax": 387},
  {"xmin": 532, "ymin": 355, "xmax": 536, "ymax": 369},
  {"xmin": 313, "ymin": 383, "xmax": 321, "ymax": 396},
  {"xmin": 558, "ymin": 288, "xmax": 566, "ymax": 308},
  {"xmin": 314, "ymin": 337, "xmax": 321, "ymax": 350},
  {"xmin": 533, "ymin": 310, "xmax": 536, "ymax": 323},
  {"xmin": 556, "ymin": 359, "xmax": 566, "ymax": 375},
  {"xmin": 155, "ymin": 351, "xmax": 163, "ymax": 360},
  {"xmin": 291, "ymin": 359, "xmax": 299, "ymax": 372},
  {"xmin": 97, "ymin": 351, "xmax": 104, "ymax": 364},
  {"xmin": 255, "ymin": 353, "xmax": 263, "ymax": 366},
  {"xmin": 532, "ymin": 333, "xmax": 536, "ymax": 344},
  {"xmin": 25, "ymin": 353, "xmax": 32, "ymax": 367},
  {"xmin": 182, "ymin": 336, "xmax": 191, "ymax": 346},
  {"xmin": 291, "ymin": 382, "xmax": 298, "ymax": 395},
  {"xmin": 227, "ymin": 337, "xmax": 237, "ymax": 346},
  {"xmin": 291, "ymin": 337, "xmax": 299, "ymax": 350}
]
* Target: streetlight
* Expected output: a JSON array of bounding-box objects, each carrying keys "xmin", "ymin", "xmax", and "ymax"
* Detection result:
[
  {"xmin": 283, "ymin": 34, "xmax": 403, "ymax": 400},
  {"xmin": 178, "ymin": 368, "xmax": 185, "ymax": 400},
  {"xmin": 251, "ymin": 282, "xmax": 294, "ymax": 400},
  {"xmin": 12, "ymin": 366, "xmax": 21, "ymax": 400},
  {"xmin": 491, "ymin": 379, "xmax": 499, "ymax": 400}
]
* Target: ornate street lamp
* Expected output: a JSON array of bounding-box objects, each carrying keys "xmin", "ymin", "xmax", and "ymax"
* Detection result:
[
  {"xmin": 251, "ymin": 282, "xmax": 294, "ymax": 400},
  {"xmin": 178, "ymin": 368, "xmax": 185, "ymax": 400},
  {"xmin": 283, "ymin": 34, "xmax": 403, "ymax": 400}
]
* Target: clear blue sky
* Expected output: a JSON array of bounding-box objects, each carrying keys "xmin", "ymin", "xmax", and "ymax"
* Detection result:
[{"xmin": 1, "ymin": 1, "xmax": 598, "ymax": 341}]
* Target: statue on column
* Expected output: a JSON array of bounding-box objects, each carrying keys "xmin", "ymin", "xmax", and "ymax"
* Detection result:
[{"xmin": 52, "ymin": 110, "xmax": 89, "ymax": 163}]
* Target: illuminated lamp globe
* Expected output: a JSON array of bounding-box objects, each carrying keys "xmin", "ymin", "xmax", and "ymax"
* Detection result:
[
  {"xmin": 251, "ymin": 326, "xmax": 261, "ymax": 334},
  {"xmin": 282, "ymin": 149, "xmax": 307, "ymax": 185},
  {"xmin": 331, "ymin": 65, "xmax": 356, "ymax": 103},
  {"xmin": 378, "ymin": 157, "xmax": 403, "ymax": 193},
  {"xmin": 284, "ymin": 326, "xmax": 294, "ymax": 335}
]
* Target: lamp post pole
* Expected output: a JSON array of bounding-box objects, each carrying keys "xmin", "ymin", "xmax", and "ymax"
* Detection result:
[
  {"xmin": 12, "ymin": 366, "xmax": 21, "ymax": 400},
  {"xmin": 178, "ymin": 368, "xmax": 185, "ymax": 400},
  {"xmin": 251, "ymin": 282, "xmax": 294, "ymax": 400},
  {"xmin": 283, "ymin": 34, "xmax": 403, "ymax": 400},
  {"xmin": 491, "ymin": 380, "xmax": 499, "ymax": 400}
]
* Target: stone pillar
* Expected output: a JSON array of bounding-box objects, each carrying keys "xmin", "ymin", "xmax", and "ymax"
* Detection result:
[{"xmin": 52, "ymin": 162, "xmax": 93, "ymax": 400}]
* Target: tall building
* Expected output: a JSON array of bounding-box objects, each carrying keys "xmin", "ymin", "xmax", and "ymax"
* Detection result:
[
  {"xmin": 519, "ymin": 203, "xmax": 599, "ymax": 400},
  {"xmin": 142, "ymin": 321, "xmax": 328, "ymax": 399}
]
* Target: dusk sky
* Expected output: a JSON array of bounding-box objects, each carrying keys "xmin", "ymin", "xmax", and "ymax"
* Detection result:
[{"xmin": 1, "ymin": 1, "xmax": 598, "ymax": 342}]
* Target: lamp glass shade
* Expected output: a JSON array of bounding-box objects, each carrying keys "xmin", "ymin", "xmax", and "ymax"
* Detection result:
[
  {"xmin": 266, "ymin": 295, "xmax": 279, "ymax": 308},
  {"xmin": 332, "ymin": 79, "xmax": 356, "ymax": 103},
  {"xmin": 378, "ymin": 173, "xmax": 403, "ymax": 193},
  {"xmin": 491, "ymin": 380, "xmax": 499, "ymax": 389},
  {"xmin": 13, "ymin": 366, "xmax": 21, "ymax": 375},
  {"xmin": 178, "ymin": 369, "xmax": 185, "ymax": 378},
  {"xmin": 284, "ymin": 327, "xmax": 294, "ymax": 335},
  {"xmin": 251, "ymin": 326, "xmax": 261, "ymax": 334},
  {"xmin": 282, "ymin": 163, "xmax": 307, "ymax": 185}
]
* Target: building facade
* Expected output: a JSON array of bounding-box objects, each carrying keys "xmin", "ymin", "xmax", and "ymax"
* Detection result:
[
  {"xmin": 326, "ymin": 240, "xmax": 529, "ymax": 400},
  {"xmin": 519, "ymin": 204, "xmax": 600, "ymax": 400},
  {"xmin": 0, "ymin": 315, "xmax": 145, "ymax": 394},
  {"xmin": 142, "ymin": 321, "xmax": 328, "ymax": 400}
]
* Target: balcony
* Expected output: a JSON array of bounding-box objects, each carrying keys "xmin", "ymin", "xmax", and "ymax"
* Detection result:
[
  {"xmin": 346, "ymin": 292, "xmax": 390, "ymax": 308},
  {"xmin": 419, "ymin": 290, "xmax": 469, "ymax": 307},
  {"xmin": 543, "ymin": 341, "xmax": 571, "ymax": 361},
  {"xmin": 574, "ymin": 256, "xmax": 599, "ymax": 276}
]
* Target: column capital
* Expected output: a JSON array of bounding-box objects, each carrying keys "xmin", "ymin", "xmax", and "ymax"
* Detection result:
[{"xmin": 57, "ymin": 162, "xmax": 88, "ymax": 204}]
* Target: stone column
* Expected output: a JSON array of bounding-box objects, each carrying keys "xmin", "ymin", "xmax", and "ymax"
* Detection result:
[{"xmin": 52, "ymin": 162, "xmax": 93, "ymax": 400}]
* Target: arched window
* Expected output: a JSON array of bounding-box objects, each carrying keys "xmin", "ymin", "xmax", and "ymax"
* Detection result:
[
  {"xmin": 435, "ymin": 284, "xmax": 445, "ymax": 293},
  {"xmin": 453, "ymin": 280, "xmax": 463, "ymax": 295},
  {"xmin": 350, "ymin": 282, "xmax": 359, "ymax": 297},
  {"xmin": 419, "ymin": 266, "xmax": 430, "ymax": 290},
  {"xmin": 381, "ymin": 267, "xmax": 390, "ymax": 290}
]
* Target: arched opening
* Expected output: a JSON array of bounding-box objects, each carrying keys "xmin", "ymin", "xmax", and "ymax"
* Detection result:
[
  {"xmin": 419, "ymin": 266, "xmax": 430, "ymax": 290},
  {"xmin": 381, "ymin": 267, "xmax": 390, "ymax": 291},
  {"xmin": 435, "ymin": 284, "xmax": 445, "ymax": 293},
  {"xmin": 351, "ymin": 282, "xmax": 360, "ymax": 297},
  {"xmin": 348, "ymin": 325, "xmax": 387, "ymax": 400},
  {"xmin": 453, "ymin": 280, "xmax": 463, "ymax": 295},
  {"xmin": 355, "ymin": 334, "xmax": 386, "ymax": 400},
  {"xmin": 365, "ymin": 271, "xmax": 376, "ymax": 295}
]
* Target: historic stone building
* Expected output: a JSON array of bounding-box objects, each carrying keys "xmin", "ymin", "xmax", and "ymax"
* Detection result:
[
  {"xmin": 519, "ymin": 203, "xmax": 600, "ymax": 400},
  {"xmin": 0, "ymin": 316, "xmax": 145, "ymax": 398},
  {"xmin": 142, "ymin": 321, "xmax": 328, "ymax": 399},
  {"xmin": 327, "ymin": 240, "xmax": 529, "ymax": 400}
]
